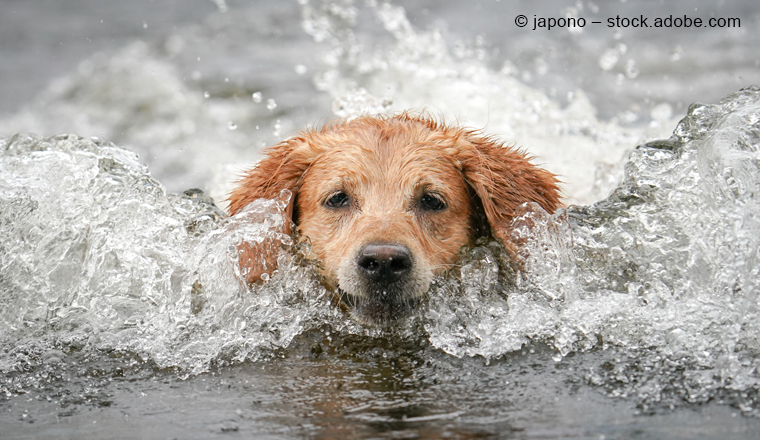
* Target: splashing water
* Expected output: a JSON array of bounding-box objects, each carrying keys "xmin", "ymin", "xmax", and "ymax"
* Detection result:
[
  {"xmin": 422, "ymin": 87, "xmax": 760, "ymax": 411},
  {"xmin": 2, "ymin": 88, "xmax": 760, "ymax": 413},
  {"xmin": 300, "ymin": 0, "xmax": 673, "ymax": 205},
  {"xmin": 0, "ymin": 134, "xmax": 341, "ymax": 377},
  {"xmin": 1, "ymin": 0, "xmax": 760, "ymax": 426}
]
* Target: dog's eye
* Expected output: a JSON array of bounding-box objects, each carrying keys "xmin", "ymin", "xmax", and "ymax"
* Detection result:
[
  {"xmin": 419, "ymin": 193, "xmax": 446, "ymax": 211},
  {"xmin": 325, "ymin": 191, "xmax": 350, "ymax": 209}
]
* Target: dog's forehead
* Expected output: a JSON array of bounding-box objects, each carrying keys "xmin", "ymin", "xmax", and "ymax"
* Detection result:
[{"xmin": 309, "ymin": 136, "xmax": 461, "ymax": 189}]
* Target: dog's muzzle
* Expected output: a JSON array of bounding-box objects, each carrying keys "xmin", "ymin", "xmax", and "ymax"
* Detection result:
[
  {"xmin": 340, "ymin": 242, "xmax": 421, "ymax": 325},
  {"xmin": 356, "ymin": 243, "xmax": 413, "ymax": 284}
]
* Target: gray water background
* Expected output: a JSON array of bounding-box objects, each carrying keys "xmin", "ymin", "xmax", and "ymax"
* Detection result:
[{"xmin": 2, "ymin": 1, "xmax": 760, "ymax": 439}]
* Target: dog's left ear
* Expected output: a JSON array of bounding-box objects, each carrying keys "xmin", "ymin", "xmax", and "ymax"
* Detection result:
[{"xmin": 453, "ymin": 133, "xmax": 562, "ymax": 253}]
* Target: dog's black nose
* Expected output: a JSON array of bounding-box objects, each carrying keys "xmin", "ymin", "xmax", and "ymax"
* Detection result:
[{"xmin": 357, "ymin": 243, "xmax": 413, "ymax": 284}]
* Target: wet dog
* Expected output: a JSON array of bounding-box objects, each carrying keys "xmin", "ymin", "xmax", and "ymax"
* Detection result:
[{"xmin": 228, "ymin": 114, "xmax": 561, "ymax": 325}]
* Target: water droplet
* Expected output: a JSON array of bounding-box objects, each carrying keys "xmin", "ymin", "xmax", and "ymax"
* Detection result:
[
  {"xmin": 266, "ymin": 99, "xmax": 278, "ymax": 111},
  {"xmin": 294, "ymin": 64, "xmax": 308, "ymax": 75},
  {"xmin": 624, "ymin": 59, "xmax": 639, "ymax": 79},
  {"xmin": 500, "ymin": 61, "xmax": 518, "ymax": 76},
  {"xmin": 203, "ymin": 91, "xmax": 210, "ymax": 98},
  {"xmin": 670, "ymin": 45, "xmax": 683, "ymax": 62},
  {"xmin": 273, "ymin": 119, "xmax": 282, "ymax": 137},
  {"xmin": 650, "ymin": 103, "xmax": 673, "ymax": 121},
  {"xmin": 210, "ymin": 0, "xmax": 228, "ymax": 13},
  {"xmin": 228, "ymin": 122, "xmax": 237, "ymax": 130},
  {"xmin": 598, "ymin": 49, "xmax": 619, "ymax": 71},
  {"xmin": 535, "ymin": 58, "xmax": 549, "ymax": 76},
  {"xmin": 252, "ymin": 92, "xmax": 263, "ymax": 103},
  {"xmin": 142, "ymin": 22, "xmax": 148, "ymax": 29}
]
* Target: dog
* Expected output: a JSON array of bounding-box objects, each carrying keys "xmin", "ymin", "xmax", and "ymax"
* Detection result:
[{"xmin": 228, "ymin": 114, "xmax": 561, "ymax": 325}]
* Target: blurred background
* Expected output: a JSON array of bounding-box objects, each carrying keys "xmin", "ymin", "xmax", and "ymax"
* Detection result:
[{"xmin": 1, "ymin": 0, "xmax": 758, "ymax": 204}]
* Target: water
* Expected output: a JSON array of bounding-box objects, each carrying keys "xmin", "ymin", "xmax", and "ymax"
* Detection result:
[{"xmin": 2, "ymin": 1, "xmax": 760, "ymax": 438}]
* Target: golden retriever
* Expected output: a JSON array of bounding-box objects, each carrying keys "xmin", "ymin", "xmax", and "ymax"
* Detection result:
[{"xmin": 228, "ymin": 114, "xmax": 561, "ymax": 325}]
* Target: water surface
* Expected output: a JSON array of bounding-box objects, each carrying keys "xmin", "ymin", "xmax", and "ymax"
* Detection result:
[{"xmin": 2, "ymin": 1, "xmax": 760, "ymax": 438}]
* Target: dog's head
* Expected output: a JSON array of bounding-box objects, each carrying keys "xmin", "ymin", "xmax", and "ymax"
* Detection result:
[{"xmin": 229, "ymin": 115, "xmax": 561, "ymax": 325}]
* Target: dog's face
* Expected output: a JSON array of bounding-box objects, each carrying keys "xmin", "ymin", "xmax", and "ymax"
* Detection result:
[
  {"xmin": 229, "ymin": 115, "xmax": 561, "ymax": 325},
  {"xmin": 296, "ymin": 137, "xmax": 475, "ymax": 324}
]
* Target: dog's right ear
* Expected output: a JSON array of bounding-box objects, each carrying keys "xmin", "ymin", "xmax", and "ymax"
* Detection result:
[{"xmin": 228, "ymin": 135, "xmax": 322, "ymax": 219}]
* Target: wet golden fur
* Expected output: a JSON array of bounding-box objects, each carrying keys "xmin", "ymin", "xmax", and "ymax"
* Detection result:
[{"xmin": 228, "ymin": 114, "xmax": 561, "ymax": 324}]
